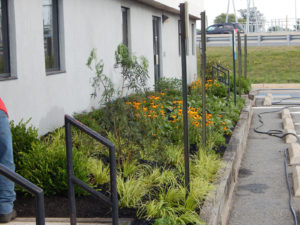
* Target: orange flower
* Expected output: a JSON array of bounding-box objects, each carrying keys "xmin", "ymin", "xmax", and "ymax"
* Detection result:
[
  {"xmin": 222, "ymin": 121, "xmax": 226, "ymax": 125},
  {"xmin": 143, "ymin": 107, "xmax": 148, "ymax": 112},
  {"xmin": 160, "ymin": 92, "xmax": 165, "ymax": 96},
  {"xmin": 224, "ymin": 127, "xmax": 227, "ymax": 131},
  {"xmin": 125, "ymin": 102, "xmax": 132, "ymax": 105},
  {"xmin": 218, "ymin": 115, "xmax": 222, "ymax": 118}
]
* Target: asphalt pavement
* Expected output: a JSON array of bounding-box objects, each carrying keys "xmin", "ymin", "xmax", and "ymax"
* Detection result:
[{"xmin": 228, "ymin": 88, "xmax": 300, "ymax": 225}]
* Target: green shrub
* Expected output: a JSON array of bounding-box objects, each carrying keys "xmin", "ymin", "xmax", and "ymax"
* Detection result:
[
  {"xmin": 154, "ymin": 77, "xmax": 182, "ymax": 95},
  {"xmin": 18, "ymin": 128, "xmax": 90, "ymax": 196},
  {"xmin": 10, "ymin": 119, "xmax": 38, "ymax": 172}
]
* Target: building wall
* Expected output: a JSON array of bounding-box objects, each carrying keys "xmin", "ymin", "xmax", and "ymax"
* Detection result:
[{"xmin": 0, "ymin": 0, "xmax": 198, "ymax": 134}]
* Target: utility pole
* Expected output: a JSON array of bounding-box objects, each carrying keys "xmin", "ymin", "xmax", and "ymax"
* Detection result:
[
  {"xmin": 226, "ymin": 0, "xmax": 238, "ymax": 23},
  {"xmin": 246, "ymin": 0, "xmax": 250, "ymax": 33},
  {"xmin": 296, "ymin": 0, "xmax": 298, "ymax": 31}
]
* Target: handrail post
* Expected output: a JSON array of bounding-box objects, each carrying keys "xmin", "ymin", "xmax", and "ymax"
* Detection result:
[
  {"xmin": 35, "ymin": 192, "xmax": 45, "ymax": 225},
  {"xmin": 64, "ymin": 115, "xmax": 119, "ymax": 225},
  {"xmin": 109, "ymin": 146, "xmax": 119, "ymax": 225},
  {"xmin": 65, "ymin": 120, "xmax": 77, "ymax": 225}
]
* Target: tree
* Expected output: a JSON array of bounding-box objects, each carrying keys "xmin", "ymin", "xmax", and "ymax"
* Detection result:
[
  {"xmin": 238, "ymin": 7, "xmax": 265, "ymax": 32},
  {"xmin": 214, "ymin": 13, "xmax": 245, "ymax": 24}
]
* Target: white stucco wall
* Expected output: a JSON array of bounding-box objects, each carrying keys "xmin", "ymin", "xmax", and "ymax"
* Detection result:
[{"xmin": 0, "ymin": 0, "xmax": 198, "ymax": 134}]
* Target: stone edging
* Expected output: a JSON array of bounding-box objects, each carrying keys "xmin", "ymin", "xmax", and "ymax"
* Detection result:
[{"xmin": 200, "ymin": 96, "xmax": 254, "ymax": 225}]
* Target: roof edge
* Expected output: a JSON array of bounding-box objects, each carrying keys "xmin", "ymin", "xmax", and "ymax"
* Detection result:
[{"xmin": 135, "ymin": 0, "xmax": 200, "ymax": 20}]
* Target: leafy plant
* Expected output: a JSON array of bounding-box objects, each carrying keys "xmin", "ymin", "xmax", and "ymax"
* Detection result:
[
  {"xmin": 10, "ymin": 119, "xmax": 39, "ymax": 172},
  {"xmin": 114, "ymin": 44, "xmax": 149, "ymax": 96},
  {"xmin": 154, "ymin": 77, "xmax": 182, "ymax": 95},
  {"xmin": 87, "ymin": 48, "xmax": 115, "ymax": 104},
  {"xmin": 87, "ymin": 158, "xmax": 110, "ymax": 185},
  {"xmin": 17, "ymin": 128, "xmax": 90, "ymax": 196}
]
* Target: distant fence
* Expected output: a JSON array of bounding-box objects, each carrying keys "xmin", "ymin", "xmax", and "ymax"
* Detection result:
[{"xmin": 197, "ymin": 32, "xmax": 300, "ymax": 47}]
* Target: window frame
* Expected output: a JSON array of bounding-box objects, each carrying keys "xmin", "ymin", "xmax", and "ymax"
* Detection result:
[
  {"xmin": 178, "ymin": 20, "xmax": 181, "ymax": 56},
  {"xmin": 43, "ymin": 0, "xmax": 61, "ymax": 74},
  {"xmin": 121, "ymin": 6, "xmax": 130, "ymax": 49},
  {"xmin": 0, "ymin": 0, "xmax": 10, "ymax": 78},
  {"xmin": 191, "ymin": 23, "xmax": 195, "ymax": 55}
]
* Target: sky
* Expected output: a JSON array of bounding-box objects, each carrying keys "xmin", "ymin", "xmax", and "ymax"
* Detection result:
[{"xmin": 205, "ymin": 0, "xmax": 299, "ymax": 26}]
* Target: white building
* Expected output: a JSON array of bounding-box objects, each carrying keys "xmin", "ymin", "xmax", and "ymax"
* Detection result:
[{"xmin": 0, "ymin": 0, "xmax": 202, "ymax": 134}]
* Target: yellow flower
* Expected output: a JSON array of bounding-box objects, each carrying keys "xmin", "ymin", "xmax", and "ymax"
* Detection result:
[{"xmin": 143, "ymin": 107, "xmax": 148, "ymax": 112}]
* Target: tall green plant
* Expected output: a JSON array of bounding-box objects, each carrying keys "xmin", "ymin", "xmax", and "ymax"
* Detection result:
[
  {"xmin": 10, "ymin": 119, "xmax": 39, "ymax": 172},
  {"xmin": 87, "ymin": 48, "xmax": 115, "ymax": 104},
  {"xmin": 114, "ymin": 44, "xmax": 149, "ymax": 96}
]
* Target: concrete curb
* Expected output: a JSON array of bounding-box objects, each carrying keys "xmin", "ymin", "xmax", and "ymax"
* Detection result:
[{"xmin": 200, "ymin": 97, "xmax": 253, "ymax": 225}]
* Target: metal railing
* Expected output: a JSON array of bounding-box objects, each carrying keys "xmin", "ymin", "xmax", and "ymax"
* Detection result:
[
  {"xmin": 212, "ymin": 64, "xmax": 230, "ymax": 98},
  {"xmin": 197, "ymin": 32, "xmax": 300, "ymax": 46},
  {"xmin": 64, "ymin": 115, "xmax": 118, "ymax": 225},
  {"xmin": 0, "ymin": 164, "xmax": 45, "ymax": 225}
]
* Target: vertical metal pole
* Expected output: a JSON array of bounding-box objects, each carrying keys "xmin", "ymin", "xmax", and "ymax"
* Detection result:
[
  {"xmin": 65, "ymin": 120, "xmax": 77, "ymax": 225},
  {"xmin": 109, "ymin": 146, "xmax": 119, "ymax": 225},
  {"xmin": 244, "ymin": 34, "xmax": 247, "ymax": 79},
  {"xmin": 238, "ymin": 31, "xmax": 242, "ymax": 96},
  {"xmin": 35, "ymin": 192, "xmax": 45, "ymax": 225},
  {"xmin": 232, "ymin": 30, "xmax": 237, "ymax": 105},
  {"xmin": 296, "ymin": 0, "xmax": 298, "ymax": 31},
  {"xmin": 179, "ymin": 3, "xmax": 190, "ymax": 194},
  {"xmin": 201, "ymin": 11, "xmax": 206, "ymax": 147}
]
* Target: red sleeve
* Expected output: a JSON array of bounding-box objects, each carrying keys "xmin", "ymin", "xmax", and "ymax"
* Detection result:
[{"xmin": 0, "ymin": 98, "xmax": 8, "ymax": 117}]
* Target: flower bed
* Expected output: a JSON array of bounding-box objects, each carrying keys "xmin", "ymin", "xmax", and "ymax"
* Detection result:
[{"xmin": 12, "ymin": 76, "xmax": 249, "ymax": 224}]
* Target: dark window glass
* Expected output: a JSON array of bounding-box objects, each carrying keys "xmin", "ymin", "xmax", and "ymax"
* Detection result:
[
  {"xmin": 0, "ymin": 0, "xmax": 10, "ymax": 76},
  {"xmin": 192, "ymin": 24, "xmax": 195, "ymax": 55},
  {"xmin": 43, "ymin": 0, "xmax": 60, "ymax": 72},
  {"xmin": 122, "ymin": 7, "xmax": 129, "ymax": 47},
  {"xmin": 178, "ymin": 20, "xmax": 188, "ymax": 56},
  {"xmin": 178, "ymin": 20, "xmax": 181, "ymax": 55}
]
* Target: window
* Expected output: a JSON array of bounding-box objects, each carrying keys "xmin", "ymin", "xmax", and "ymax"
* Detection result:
[
  {"xmin": 178, "ymin": 20, "xmax": 188, "ymax": 56},
  {"xmin": 178, "ymin": 20, "xmax": 181, "ymax": 55},
  {"xmin": 122, "ymin": 7, "xmax": 129, "ymax": 48},
  {"xmin": 43, "ymin": 0, "xmax": 60, "ymax": 72},
  {"xmin": 0, "ymin": 0, "xmax": 10, "ymax": 76},
  {"xmin": 191, "ymin": 23, "xmax": 195, "ymax": 55}
]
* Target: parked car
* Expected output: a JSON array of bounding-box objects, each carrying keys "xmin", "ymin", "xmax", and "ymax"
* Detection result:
[{"xmin": 206, "ymin": 23, "xmax": 244, "ymax": 34}]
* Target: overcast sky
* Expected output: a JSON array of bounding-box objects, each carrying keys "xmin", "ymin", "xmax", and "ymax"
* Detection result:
[{"xmin": 205, "ymin": 0, "xmax": 299, "ymax": 26}]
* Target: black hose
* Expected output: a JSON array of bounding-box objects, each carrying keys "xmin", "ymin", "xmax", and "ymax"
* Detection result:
[
  {"xmin": 254, "ymin": 106, "xmax": 299, "ymax": 225},
  {"xmin": 284, "ymin": 148, "xmax": 299, "ymax": 225}
]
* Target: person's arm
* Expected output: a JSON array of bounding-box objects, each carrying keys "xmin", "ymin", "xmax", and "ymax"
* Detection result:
[{"xmin": 0, "ymin": 98, "xmax": 8, "ymax": 117}]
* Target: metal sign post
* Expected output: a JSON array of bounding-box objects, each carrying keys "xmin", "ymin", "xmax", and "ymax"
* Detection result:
[
  {"xmin": 244, "ymin": 34, "xmax": 248, "ymax": 79},
  {"xmin": 232, "ymin": 29, "xmax": 237, "ymax": 105},
  {"xmin": 238, "ymin": 30, "xmax": 242, "ymax": 97},
  {"xmin": 201, "ymin": 11, "xmax": 206, "ymax": 147},
  {"xmin": 179, "ymin": 2, "xmax": 190, "ymax": 194}
]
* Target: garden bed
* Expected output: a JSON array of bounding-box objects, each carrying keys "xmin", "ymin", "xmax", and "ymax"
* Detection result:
[{"xmin": 12, "ymin": 76, "xmax": 251, "ymax": 224}]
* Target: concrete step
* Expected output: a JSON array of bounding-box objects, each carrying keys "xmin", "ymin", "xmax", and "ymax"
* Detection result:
[
  {"xmin": 7, "ymin": 218, "xmax": 133, "ymax": 225},
  {"xmin": 288, "ymin": 143, "xmax": 300, "ymax": 165}
]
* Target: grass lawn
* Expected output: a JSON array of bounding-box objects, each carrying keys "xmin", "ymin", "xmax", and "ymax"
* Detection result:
[{"xmin": 198, "ymin": 46, "xmax": 300, "ymax": 84}]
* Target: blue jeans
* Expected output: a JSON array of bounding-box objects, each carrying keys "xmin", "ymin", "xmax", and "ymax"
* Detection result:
[{"xmin": 0, "ymin": 110, "xmax": 15, "ymax": 214}]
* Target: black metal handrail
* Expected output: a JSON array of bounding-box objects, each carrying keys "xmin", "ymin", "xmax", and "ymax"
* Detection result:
[
  {"xmin": 0, "ymin": 164, "xmax": 45, "ymax": 225},
  {"xmin": 64, "ymin": 115, "xmax": 118, "ymax": 225},
  {"xmin": 212, "ymin": 64, "xmax": 231, "ymax": 98}
]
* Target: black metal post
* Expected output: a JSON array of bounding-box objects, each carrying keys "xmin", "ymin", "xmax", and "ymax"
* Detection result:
[
  {"xmin": 0, "ymin": 164, "xmax": 45, "ymax": 225},
  {"xmin": 238, "ymin": 31, "xmax": 242, "ymax": 97},
  {"xmin": 179, "ymin": 3, "xmax": 190, "ymax": 193},
  {"xmin": 65, "ymin": 120, "xmax": 77, "ymax": 225},
  {"xmin": 110, "ymin": 146, "xmax": 119, "ymax": 225},
  {"xmin": 244, "ymin": 34, "xmax": 248, "ymax": 79},
  {"xmin": 64, "ymin": 115, "xmax": 119, "ymax": 225},
  {"xmin": 232, "ymin": 30, "xmax": 237, "ymax": 105},
  {"xmin": 201, "ymin": 11, "xmax": 206, "ymax": 147}
]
